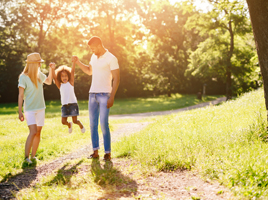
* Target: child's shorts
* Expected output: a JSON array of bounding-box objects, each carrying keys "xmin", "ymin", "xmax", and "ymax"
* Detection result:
[
  {"xmin": 61, "ymin": 103, "xmax": 79, "ymax": 117},
  {"xmin": 24, "ymin": 109, "xmax": 45, "ymax": 126}
]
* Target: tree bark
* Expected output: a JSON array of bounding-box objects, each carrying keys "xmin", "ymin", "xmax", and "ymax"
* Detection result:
[
  {"xmin": 226, "ymin": 19, "xmax": 234, "ymax": 100},
  {"xmin": 246, "ymin": 0, "xmax": 268, "ymax": 120}
]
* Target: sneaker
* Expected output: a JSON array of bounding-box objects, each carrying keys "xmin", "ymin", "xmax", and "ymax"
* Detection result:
[
  {"xmin": 31, "ymin": 157, "xmax": 38, "ymax": 162},
  {"xmin": 25, "ymin": 157, "xmax": 32, "ymax": 164},
  {"xmin": 80, "ymin": 123, "xmax": 86, "ymax": 133},
  {"xmin": 68, "ymin": 122, "xmax": 73, "ymax": 133}
]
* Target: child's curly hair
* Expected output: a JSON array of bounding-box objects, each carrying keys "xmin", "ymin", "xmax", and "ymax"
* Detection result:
[{"xmin": 55, "ymin": 65, "xmax": 71, "ymax": 83}]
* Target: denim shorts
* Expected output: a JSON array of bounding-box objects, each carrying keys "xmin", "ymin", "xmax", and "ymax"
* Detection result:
[{"xmin": 61, "ymin": 103, "xmax": 79, "ymax": 117}]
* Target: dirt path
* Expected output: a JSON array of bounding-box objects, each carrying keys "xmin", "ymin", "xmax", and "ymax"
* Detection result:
[
  {"xmin": 0, "ymin": 97, "xmax": 233, "ymax": 200},
  {"xmin": 110, "ymin": 97, "xmax": 226, "ymax": 119}
]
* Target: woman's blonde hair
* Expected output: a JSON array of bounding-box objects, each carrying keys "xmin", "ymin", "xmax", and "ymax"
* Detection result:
[{"xmin": 20, "ymin": 62, "xmax": 41, "ymax": 88}]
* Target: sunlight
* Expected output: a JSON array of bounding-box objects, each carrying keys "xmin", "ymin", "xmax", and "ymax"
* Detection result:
[{"xmin": 169, "ymin": 0, "xmax": 212, "ymax": 12}]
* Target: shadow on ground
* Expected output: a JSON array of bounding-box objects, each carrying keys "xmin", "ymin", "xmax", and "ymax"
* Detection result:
[
  {"xmin": 44, "ymin": 159, "xmax": 84, "ymax": 187},
  {"xmin": 0, "ymin": 164, "xmax": 38, "ymax": 200},
  {"xmin": 91, "ymin": 159, "xmax": 138, "ymax": 199}
]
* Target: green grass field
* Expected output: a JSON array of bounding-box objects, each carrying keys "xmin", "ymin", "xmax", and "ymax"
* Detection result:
[
  {"xmin": 114, "ymin": 89, "xmax": 268, "ymax": 199},
  {"xmin": 0, "ymin": 94, "xmax": 217, "ymax": 181},
  {"xmin": 2, "ymin": 91, "xmax": 268, "ymax": 199},
  {"xmin": 0, "ymin": 94, "xmax": 218, "ymax": 117}
]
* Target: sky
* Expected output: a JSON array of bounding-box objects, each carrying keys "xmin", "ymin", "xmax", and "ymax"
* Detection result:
[{"xmin": 169, "ymin": 0, "xmax": 213, "ymax": 12}]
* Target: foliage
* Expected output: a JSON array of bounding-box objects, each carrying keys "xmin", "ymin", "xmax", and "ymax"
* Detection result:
[
  {"xmin": 114, "ymin": 89, "xmax": 268, "ymax": 199},
  {"xmin": 186, "ymin": 0, "xmax": 259, "ymax": 97},
  {"xmin": 137, "ymin": 1, "xmax": 203, "ymax": 96},
  {"xmin": 0, "ymin": 0, "xmax": 261, "ymax": 102}
]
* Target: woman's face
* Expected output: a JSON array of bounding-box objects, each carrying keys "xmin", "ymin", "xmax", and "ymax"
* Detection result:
[{"xmin": 61, "ymin": 71, "xmax": 69, "ymax": 83}]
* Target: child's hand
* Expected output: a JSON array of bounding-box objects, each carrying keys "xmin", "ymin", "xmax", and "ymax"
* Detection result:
[
  {"xmin": 49, "ymin": 62, "xmax": 56, "ymax": 70},
  {"xmin": 72, "ymin": 56, "xmax": 78, "ymax": 63}
]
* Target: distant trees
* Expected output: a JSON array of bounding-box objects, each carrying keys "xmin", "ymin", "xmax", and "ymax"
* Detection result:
[
  {"xmin": 136, "ymin": 1, "xmax": 201, "ymax": 96},
  {"xmin": 0, "ymin": 0, "xmax": 261, "ymax": 103},
  {"xmin": 187, "ymin": 0, "xmax": 258, "ymax": 99}
]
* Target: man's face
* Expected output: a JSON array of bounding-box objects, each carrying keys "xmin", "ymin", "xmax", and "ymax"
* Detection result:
[{"xmin": 89, "ymin": 44, "xmax": 100, "ymax": 56}]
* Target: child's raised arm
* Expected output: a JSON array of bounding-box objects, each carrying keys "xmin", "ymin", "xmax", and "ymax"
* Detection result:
[
  {"xmin": 50, "ymin": 63, "xmax": 61, "ymax": 89},
  {"xmin": 70, "ymin": 58, "xmax": 76, "ymax": 86}
]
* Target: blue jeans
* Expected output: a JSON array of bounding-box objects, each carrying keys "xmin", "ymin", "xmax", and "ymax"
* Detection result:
[{"xmin": 88, "ymin": 93, "xmax": 111, "ymax": 153}]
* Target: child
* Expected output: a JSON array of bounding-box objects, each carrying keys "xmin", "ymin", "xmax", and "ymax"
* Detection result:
[
  {"xmin": 18, "ymin": 52, "xmax": 54, "ymax": 164},
  {"xmin": 52, "ymin": 60, "xmax": 85, "ymax": 134}
]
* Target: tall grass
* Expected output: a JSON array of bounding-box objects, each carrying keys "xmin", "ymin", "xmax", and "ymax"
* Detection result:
[{"xmin": 114, "ymin": 89, "xmax": 268, "ymax": 199}]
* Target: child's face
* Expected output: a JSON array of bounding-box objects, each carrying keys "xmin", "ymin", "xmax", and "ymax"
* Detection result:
[{"xmin": 61, "ymin": 71, "xmax": 69, "ymax": 83}]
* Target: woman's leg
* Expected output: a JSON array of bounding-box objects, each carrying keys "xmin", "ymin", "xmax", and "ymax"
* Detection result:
[
  {"xmin": 25, "ymin": 124, "xmax": 37, "ymax": 158},
  {"xmin": 31, "ymin": 126, "xmax": 42, "ymax": 158}
]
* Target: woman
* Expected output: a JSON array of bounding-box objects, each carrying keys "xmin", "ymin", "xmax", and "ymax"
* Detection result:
[{"xmin": 18, "ymin": 52, "xmax": 54, "ymax": 164}]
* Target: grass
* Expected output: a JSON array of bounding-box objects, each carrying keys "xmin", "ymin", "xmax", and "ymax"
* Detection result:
[
  {"xmin": 0, "ymin": 94, "xmax": 219, "ymax": 117},
  {"xmin": 113, "ymin": 89, "xmax": 268, "ymax": 199},
  {"xmin": 0, "ymin": 93, "xmax": 216, "ymax": 182},
  {"xmin": 3, "ymin": 90, "xmax": 268, "ymax": 199}
]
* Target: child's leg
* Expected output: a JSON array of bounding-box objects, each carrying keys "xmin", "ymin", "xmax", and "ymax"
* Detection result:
[
  {"xmin": 25, "ymin": 124, "xmax": 37, "ymax": 158},
  {"xmin": 72, "ymin": 116, "xmax": 83, "ymax": 129},
  {"xmin": 31, "ymin": 126, "xmax": 42, "ymax": 158},
  {"xmin": 62, "ymin": 117, "xmax": 71, "ymax": 128}
]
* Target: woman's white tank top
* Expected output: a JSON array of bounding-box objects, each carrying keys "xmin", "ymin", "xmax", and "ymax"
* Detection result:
[{"xmin": 60, "ymin": 82, "xmax": 77, "ymax": 105}]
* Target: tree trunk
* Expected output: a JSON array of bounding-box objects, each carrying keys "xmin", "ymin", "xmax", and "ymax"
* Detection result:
[
  {"xmin": 246, "ymin": 0, "xmax": 268, "ymax": 120},
  {"xmin": 226, "ymin": 19, "xmax": 234, "ymax": 100}
]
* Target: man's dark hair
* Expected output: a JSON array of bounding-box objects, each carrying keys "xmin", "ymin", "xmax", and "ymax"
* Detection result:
[{"xmin": 88, "ymin": 36, "xmax": 102, "ymax": 46}]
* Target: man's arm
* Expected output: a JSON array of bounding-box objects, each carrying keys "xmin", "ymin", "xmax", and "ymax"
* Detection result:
[
  {"xmin": 72, "ymin": 56, "xmax": 92, "ymax": 76},
  {"xmin": 107, "ymin": 69, "xmax": 120, "ymax": 108}
]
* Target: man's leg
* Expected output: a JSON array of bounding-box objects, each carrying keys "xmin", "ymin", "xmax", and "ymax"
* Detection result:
[
  {"xmin": 98, "ymin": 93, "xmax": 111, "ymax": 158},
  {"xmin": 88, "ymin": 93, "xmax": 100, "ymax": 157}
]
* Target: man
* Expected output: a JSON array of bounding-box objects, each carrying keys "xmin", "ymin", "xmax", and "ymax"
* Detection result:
[{"xmin": 72, "ymin": 36, "xmax": 120, "ymax": 161}]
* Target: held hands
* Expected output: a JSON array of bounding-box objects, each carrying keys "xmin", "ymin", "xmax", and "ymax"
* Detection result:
[
  {"xmin": 72, "ymin": 56, "xmax": 78, "ymax": 63},
  {"xmin": 49, "ymin": 62, "xmax": 56, "ymax": 70},
  {"xmin": 19, "ymin": 112, "xmax": 24, "ymax": 122}
]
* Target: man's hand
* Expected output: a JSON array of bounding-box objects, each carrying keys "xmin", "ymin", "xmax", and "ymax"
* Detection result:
[
  {"xmin": 72, "ymin": 56, "xmax": 78, "ymax": 63},
  {"xmin": 107, "ymin": 97, "xmax": 114, "ymax": 108}
]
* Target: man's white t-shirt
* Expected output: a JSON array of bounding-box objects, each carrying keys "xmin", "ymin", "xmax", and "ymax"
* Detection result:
[{"xmin": 89, "ymin": 50, "xmax": 119, "ymax": 93}]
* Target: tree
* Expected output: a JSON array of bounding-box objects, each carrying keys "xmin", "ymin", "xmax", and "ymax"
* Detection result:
[
  {"xmin": 20, "ymin": 0, "xmax": 76, "ymax": 53},
  {"xmin": 246, "ymin": 0, "xmax": 268, "ymax": 121},
  {"xmin": 137, "ymin": 0, "xmax": 199, "ymax": 96},
  {"xmin": 0, "ymin": 0, "xmax": 31, "ymax": 103},
  {"xmin": 187, "ymin": 0, "xmax": 253, "ymax": 99}
]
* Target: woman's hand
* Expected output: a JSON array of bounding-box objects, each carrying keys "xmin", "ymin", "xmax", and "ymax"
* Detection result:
[{"xmin": 19, "ymin": 112, "xmax": 24, "ymax": 122}]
